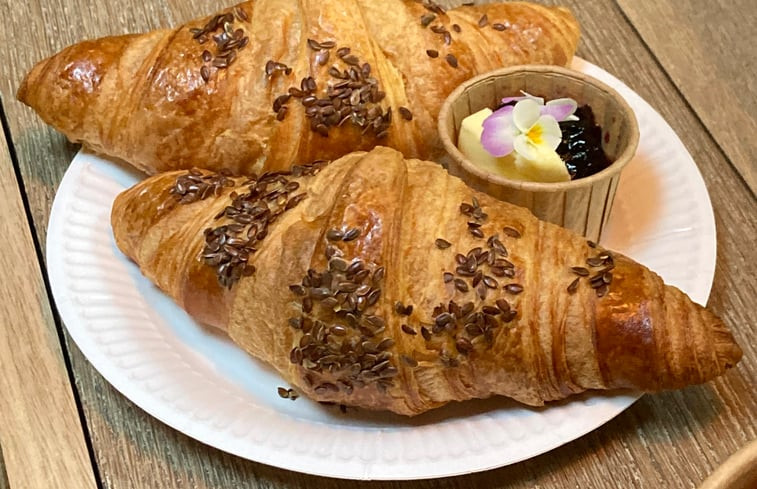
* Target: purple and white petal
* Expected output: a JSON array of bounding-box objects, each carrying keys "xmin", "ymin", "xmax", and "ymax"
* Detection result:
[
  {"xmin": 481, "ymin": 128, "xmax": 514, "ymax": 157},
  {"xmin": 481, "ymin": 110, "xmax": 516, "ymax": 157},
  {"xmin": 543, "ymin": 98, "xmax": 578, "ymax": 121},
  {"xmin": 501, "ymin": 91, "xmax": 544, "ymax": 106},
  {"xmin": 500, "ymin": 95, "xmax": 529, "ymax": 105},
  {"xmin": 490, "ymin": 104, "xmax": 515, "ymax": 119}
]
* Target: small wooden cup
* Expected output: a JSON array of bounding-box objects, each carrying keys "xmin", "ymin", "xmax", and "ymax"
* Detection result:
[{"xmin": 438, "ymin": 65, "xmax": 639, "ymax": 242}]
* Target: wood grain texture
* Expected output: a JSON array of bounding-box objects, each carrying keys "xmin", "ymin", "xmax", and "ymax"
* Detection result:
[
  {"xmin": 0, "ymin": 120, "xmax": 97, "ymax": 488},
  {"xmin": 617, "ymin": 0, "xmax": 757, "ymax": 195},
  {"xmin": 0, "ymin": 0, "xmax": 754, "ymax": 488}
]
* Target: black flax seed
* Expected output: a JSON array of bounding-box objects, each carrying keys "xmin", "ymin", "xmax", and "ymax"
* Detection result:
[
  {"xmin": 456, "ymin": 337, "xmax": 473, "ymax": 354},
  {"xmin": 483, "ymin": 276, "xmax": 498, "ymax": 289},
  {"xmin": 505, "ymin": 283, "xmax": 524, "ymax": 294},
  {"xmin": 567, "ymin": 277, "xmax": 580, "ymax": 294},
  {"xmin": 596, "ymin": 284, "xmax": 609, "ymax": 297},
  {"xmin": 503, "ymin": 226, "xmax": 521, "ymax": 238},
  {"xmin": 234, "ymin": 6, "xmax": 248, "ymax": 22},
  {"xmin": 571, "ymin": 266, "xmax": 590, "ymax": 276},
  {"xmin": 315, "ymin": 50, "xmax": 330, "ymax": 66},
  {"xmin": 420, "ymin": 13, "xmax": 436, "ymax": 27},
  {"xmin": 401, "ymin": 355, "xmax": 419, "ymax": 367},
  {"xmin": 343, "ymin": 228, "xmax": 361, "ymax": 242},
  {"xmin": 326, "ymin": 229, "xmax": 343, "ymax": 241},
  {"xmin": 435, "ymin": 238, "xmax": 452, "ymax": 249},
  {"xmin": 454, "ymin": 278, "xmax": 469, "ymax": 292},
  {"xmin": 399, "ymin": 107, "xmax": 413, "ymax": 121},
  {"xmin": 402, "ymin": 324, "xmax": 417, "ymax": 335},
  {"xmin": 469, "ymin": 227, "xmax": 484, "ymax": 238}
]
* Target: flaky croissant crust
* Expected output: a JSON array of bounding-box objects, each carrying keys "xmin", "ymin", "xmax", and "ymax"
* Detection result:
[
  {"xmin": 111, "ymin": 147, "xmax": 741, "ymax": 415},
  {"xmin": 19, "ymin": 0, "xmax": 579, "ymax": 175}
]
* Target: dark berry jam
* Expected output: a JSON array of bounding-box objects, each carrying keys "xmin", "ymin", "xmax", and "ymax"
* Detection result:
[{"xmin": 557, "ymin": 105, "xmax": 612, "ymax": 180}]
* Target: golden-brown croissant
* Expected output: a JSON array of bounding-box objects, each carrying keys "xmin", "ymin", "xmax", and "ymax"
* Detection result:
[
  {"xmin": 18, "ymin": 0, "xmax": 579, "ymax": 175},
  {"xmin": 111, "ymin": 146, "xmax": 742, "ymax": 416}
]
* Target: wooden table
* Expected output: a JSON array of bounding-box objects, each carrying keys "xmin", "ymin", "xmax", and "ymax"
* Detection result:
[{"xmin": 1, "ymin": 0, "xmax": 755, "ymax": 487}]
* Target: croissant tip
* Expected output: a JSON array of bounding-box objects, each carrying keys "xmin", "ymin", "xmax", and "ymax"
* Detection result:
[
  {"xmin": 17, "ymin": 34, "xmax": 138, "ymax": 140},
  {"xmin": 714, "ymin": 327, "xmax": 743, "ymax": 374},
  {"xmin": 16, "ymin": 73, "xmax": 30, "ymax": 104},
  {"xmin": 17, "ymin": 56, "xmax": 46, "ymax": 106}
]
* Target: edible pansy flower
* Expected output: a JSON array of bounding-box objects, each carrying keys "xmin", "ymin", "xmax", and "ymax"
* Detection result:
[
  {"xmin": 480, "ymin": 94, "xmax": 578, "ymax": 159},
  {"xmin": 481, "ymin": 99, "xmax": 561, "ymax": 159}
]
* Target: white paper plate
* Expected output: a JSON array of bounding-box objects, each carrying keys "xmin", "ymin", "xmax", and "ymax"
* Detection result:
[{"xmin": 46, "ymin": 58, "xmax": 716, "ymax": 480}]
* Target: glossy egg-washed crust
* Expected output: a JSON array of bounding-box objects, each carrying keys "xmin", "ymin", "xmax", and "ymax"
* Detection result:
[
  {"xmin": 112, "ymin": 147, "xmax": 742, "ymax": 416},
  {"xmin": 18, "ymin": 0, "xmax": 579, "ymax": 175}
]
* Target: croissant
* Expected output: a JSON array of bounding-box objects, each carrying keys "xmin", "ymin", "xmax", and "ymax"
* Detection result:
[
  {"xmin": 111, "ymin": 146, "xmax": 741, "ymax": 415},
  {"xmin": 18, "ymin": 0, "xmax": 579, "ymax": 175}
]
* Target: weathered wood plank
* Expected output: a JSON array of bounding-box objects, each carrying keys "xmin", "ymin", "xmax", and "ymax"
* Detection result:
[
  {"xmin": 0, "ymin": 0, "xmax": 753, "ymax": 488},
  {"xmin": 617, "ymin": 0, "xmax": 757, "ymax": 195},
  {"xmin": 0, "ymin": 119, "xmax": 97, "ymax": 488}
]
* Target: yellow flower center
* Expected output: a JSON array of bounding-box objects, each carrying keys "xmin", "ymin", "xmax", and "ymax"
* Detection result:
[{"xmin": 526, "ymin": 124, "xmax": 543, "ymax": 145}]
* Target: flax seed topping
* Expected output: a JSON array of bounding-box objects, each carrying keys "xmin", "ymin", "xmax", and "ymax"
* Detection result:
[{"xmin": 191, "ymin": 9, "xmax": 250, "ymax": 83}]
